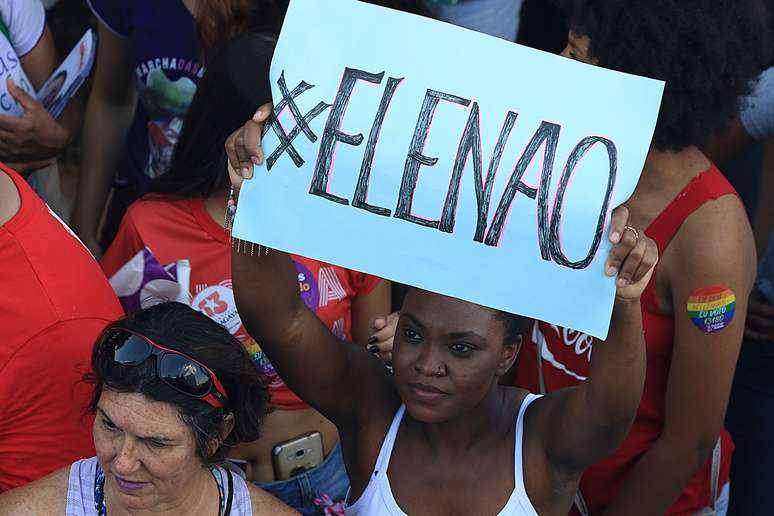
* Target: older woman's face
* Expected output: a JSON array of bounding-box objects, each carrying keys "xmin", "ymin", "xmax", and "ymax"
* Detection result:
[{"xmin": 94, "ymin": 389, "xmax": 207, "ymax": 512}]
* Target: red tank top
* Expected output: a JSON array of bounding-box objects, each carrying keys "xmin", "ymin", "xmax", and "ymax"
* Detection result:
[{"xmin": 515, "ymin": 164, "xmax": 737, "ymax": 515}]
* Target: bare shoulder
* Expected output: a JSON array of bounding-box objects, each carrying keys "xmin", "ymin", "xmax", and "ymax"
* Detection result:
[
  {"xmin": 501, "ymin": 385, "xmax": 533, "ymax": 407},
  {"xmin": 672, "ymin": 192, "xmax": 756, "ymax": 281},
  {"xmin": 247, "ymin": 483, "xmax": 300, "ymax": 515},
  {"xmin": 524, "ymin": 384, "xmax": 570, "ymax": 426},
  {"xmin": 0, "ymin": 168, "xmax": 21, "ymax": 226},
  {"xmin": 0, "ymin": 466, "xmax": 70, "ymax": 515}
]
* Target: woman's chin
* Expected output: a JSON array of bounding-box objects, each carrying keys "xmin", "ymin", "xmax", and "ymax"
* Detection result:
[
  {"xmin": 401, "ymin": 391, "xmax": 453, "ymax": 423},
  {"xmin": 107, "ymin": 477, "xmax": 155, "ymax": 510},
  {"xmin": 405, "ymin": 404, "xmax": 449, "ymax": 423}
]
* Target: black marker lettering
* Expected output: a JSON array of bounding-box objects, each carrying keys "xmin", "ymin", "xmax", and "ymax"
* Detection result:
[
  {"xmin": 548, "ymin": 136, "xmax": 617, "ymax": 269},
  {"xmin": 310, "ymin": 67, "xmax": 385, "ymax": 205},
  {"xmin": 352, "ymin": 76, "xmax": 404, "ymax": 216},
  {"xmin": 484, "ymin": 121, "xmax": 561, "ymax": 247},
  {"xmin": 395, "ymin": 89, "xmax": 471, "ymax": 228},
  {"xmin": 439, "ymin": 106, "xmax": 518, "ymax": 239}
]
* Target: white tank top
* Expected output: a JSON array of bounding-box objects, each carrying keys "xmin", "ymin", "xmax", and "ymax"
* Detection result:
[
  {"xmin": 64, "ymin": 457, "xmax": 253, "ymax": 515},
  {"xmin": 346, "ymin": 393, "xmax": 542, "ymax": 515}
]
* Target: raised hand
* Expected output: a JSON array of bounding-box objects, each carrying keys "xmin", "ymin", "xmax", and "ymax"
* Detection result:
[
  {"xmin": 225, "ymin": 102, "xmax": 272, "ymax": 186},
  {"xmin": 367, "ymin": 311, "xmax": 399, "ymax": 362},
  {"xmin": 605, "ymin": 205, "xmax": 658, "ymax": 300},
  {"xmin": 0, "ymin": 78, "xmax": 68, "ymax": 166}
]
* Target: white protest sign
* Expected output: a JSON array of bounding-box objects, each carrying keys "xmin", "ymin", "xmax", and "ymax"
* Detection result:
[{"xmin": 233, "ymin": 0, "xmax": 664, "ymax": 338}]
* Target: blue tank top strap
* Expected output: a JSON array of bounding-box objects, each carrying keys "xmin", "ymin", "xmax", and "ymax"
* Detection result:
[{"xmin": 93, "ymin": 461, "xmax": 107, "ymax": 516}]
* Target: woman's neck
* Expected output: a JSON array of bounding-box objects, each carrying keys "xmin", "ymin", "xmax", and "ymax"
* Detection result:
[{"xmin": 106, "ymin": 465, "xmax": 218, "ymax": 516}]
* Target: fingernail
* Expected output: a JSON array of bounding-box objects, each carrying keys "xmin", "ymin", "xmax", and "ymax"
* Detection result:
[
  {"xmin": 240, "ymin": 167, "xmax": 249, "ymax": 178},
  {"xmin": 368, "ymin": 344, "xmax": 379, "ymax": 353},
  {"xmin": 607, "ymin": 266, "xmax": 618, "ymax": 276},
  {"xmin": 367, "ymin": 336, "xmax": 378, "ymax": 344},
  {"xmin": 251, "ymin": 156, "xmax": 260, "ymax": 165},
  {"xmin": 617, "ymin": 278, "xmax": 629, "ymax": 287},
  {"xmin": 611, "ymin": 231, "xmax": 621, "ymax": 243}
]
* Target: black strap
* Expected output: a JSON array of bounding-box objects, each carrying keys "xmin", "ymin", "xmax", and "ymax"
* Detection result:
[{"xmin": 224, "ymin": 467, "xmax": 234, "ymax": 515}]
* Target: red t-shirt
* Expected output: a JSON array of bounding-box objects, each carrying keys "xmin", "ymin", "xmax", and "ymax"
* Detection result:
[
  {"xmin": 100, "ymin": 195, "xmax": 383, "ymax": 410},
  {"xmin": 515, "ymin": 166, "xmax": 736, "ymax": 515},
  {"xmin": 0, "ymin": 164, "xmax": 122, "ymax": 492}
]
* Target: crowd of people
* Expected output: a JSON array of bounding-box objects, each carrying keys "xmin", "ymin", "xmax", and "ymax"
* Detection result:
[{"xmin": 0, "ymin": 0, "xmax": 772, "ymax": 515}]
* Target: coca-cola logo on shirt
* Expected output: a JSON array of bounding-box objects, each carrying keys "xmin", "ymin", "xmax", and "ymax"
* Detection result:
[{"xmin": 547, "ymin": 324, "xmax": 594, "ymax": 362}]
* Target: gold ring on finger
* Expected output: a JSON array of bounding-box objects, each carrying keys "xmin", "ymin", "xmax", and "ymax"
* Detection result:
[{"xmin": 623, "ymin": 225, "xmax": 639, "ymax": 242}]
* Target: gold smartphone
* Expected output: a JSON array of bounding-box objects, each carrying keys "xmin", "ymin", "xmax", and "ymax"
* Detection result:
[{"xmin": 271, "ymin": 431, "xmax": 325, "ymax": 480}]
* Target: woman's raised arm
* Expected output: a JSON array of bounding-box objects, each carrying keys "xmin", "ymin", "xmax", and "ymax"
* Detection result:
[
  {"xmin": 231, "ymin": 226, "xmax": 397, "ymax": 428},
  {"xmin": 531, "ymin": 206, "xmax": 657, "ymax": 473}
]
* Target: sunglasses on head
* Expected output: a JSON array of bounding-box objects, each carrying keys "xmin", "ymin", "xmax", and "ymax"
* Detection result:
[{"xmin": 99, "ymin": 328, "xmax": 229, "ymax": 409}]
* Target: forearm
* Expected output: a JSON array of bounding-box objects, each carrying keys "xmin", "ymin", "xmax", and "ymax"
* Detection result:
[
  {"xmin": 541, "ymin": 298, "xmax": 646, "ymax": 470},
  {"xmin": 583, "ymin": 297, "xmax": 646, "ymax": 431},
  {"xmin": 72, "ymin": 92, "xmax": 135, "ymax": 238},
  {"xmin": 232, "ymin": 247, "xmax": 380, "ymax": 419},
  {"xmin": 602, "ymin": 435, "xmax": 715, "ymax": 516},
  {"xmin": 232, "ymin": 247, "xmax": 308, "ymax": 344}
]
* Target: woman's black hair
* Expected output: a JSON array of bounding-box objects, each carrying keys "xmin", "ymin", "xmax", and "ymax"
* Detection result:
[
  {"xmin": 561, "ymin": 0, "xmax": 772, "ymax": 151},
  {"xmin": 87, "ymin": 302, "xmax": 270, "ymax": 464},
  {"xmin": 517, "ymin": 0, "xmax": 570, "ymax": 53},
  {"xmin": 405, "ymin": 287, "xmax": 531, "ymax": 347},
  {"xmin": 146, "ymin": 32, "xmax": 277, "ymax": 199},
  {"xmin": 495, "ymin": 311, "xmax": 533, "ymax": 347}
]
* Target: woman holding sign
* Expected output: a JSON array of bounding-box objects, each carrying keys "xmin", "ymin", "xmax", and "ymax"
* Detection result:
[
  {"xmin": 227, "ymin": 132, "xmax": 659, "ymax": 515},
  {"xmin": 511, "ymin": 2, "xmax": 769, "ymax": 515}
]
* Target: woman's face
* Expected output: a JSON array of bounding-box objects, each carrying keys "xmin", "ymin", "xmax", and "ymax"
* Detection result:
[
  {"xmin": 93, "ymin": 389, "xmax": 207, "ymax": 512},
  {"xmin": 560, "ymin": 31, "xmax": 596, "ymax": 64},
  {"xmin": 392, "ymin": 290, "xmax": 519, "ymax": 423}
]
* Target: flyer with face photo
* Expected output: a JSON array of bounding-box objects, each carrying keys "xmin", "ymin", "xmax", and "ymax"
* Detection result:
[{"xmin": 36, "ymin": 29, "xmax": 96, "ymax": 119}]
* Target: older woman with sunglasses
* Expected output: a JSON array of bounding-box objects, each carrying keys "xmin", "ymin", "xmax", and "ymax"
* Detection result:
[{"xmin": 0, "ymin": 302, "xmax": 297, "ymax": 516}]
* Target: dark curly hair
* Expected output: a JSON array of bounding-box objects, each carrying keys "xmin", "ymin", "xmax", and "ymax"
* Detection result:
[
  {"xmin": 562, "ymin": 0, "xmax": 772, "ymax": 151},
  {"xmin": 87, "ymin": 302, "xmax": 271, "ymax": 464}
]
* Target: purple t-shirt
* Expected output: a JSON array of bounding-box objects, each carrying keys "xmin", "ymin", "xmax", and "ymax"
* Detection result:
[{"xmin": 87, "ymin": 0, "xmax": 205, "ymax": 187}]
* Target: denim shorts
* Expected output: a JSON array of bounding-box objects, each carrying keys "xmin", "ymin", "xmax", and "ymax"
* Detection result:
[{"xmin": 254, "ymin": 442, "xmax": 349, "ymax": 515}]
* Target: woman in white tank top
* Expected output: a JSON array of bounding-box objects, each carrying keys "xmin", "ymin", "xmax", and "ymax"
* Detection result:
[
  {"xmin": 347, "ymin": 394, "xmax": 542, "ymax": 515},
  {"xmin": 227, "ymin": 199, "xmax": 658, "ymax": 515}
]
